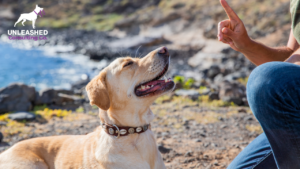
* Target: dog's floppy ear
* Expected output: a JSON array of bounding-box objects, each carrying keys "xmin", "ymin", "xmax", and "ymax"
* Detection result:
[{"xmin": 86, "ymin": 69, "xmax": 110, "ymax": 110}]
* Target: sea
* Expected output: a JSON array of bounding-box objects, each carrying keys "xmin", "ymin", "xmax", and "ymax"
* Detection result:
[{"xmin": 0, "ymin": 42, "xmax": 106, "ymax": 91}]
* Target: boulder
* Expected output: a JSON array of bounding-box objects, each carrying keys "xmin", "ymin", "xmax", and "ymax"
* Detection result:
[
  {"xmin": 0, "ymin": 83, "xmax": 35, "ymax": 114},
  {"xmin": 8, "ymin": 112, "xmax": 36, "ymax": 121},
  {"xmin": 219, "ymin": 80, "xmax": 246, "ymax": 106},
  {"xmin": 35, "ymin": 88, "xmax": 62, "ymax": 105}
]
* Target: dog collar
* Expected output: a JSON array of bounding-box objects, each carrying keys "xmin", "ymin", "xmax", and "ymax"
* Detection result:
[{"xmin": 100, "ymin": 122, "xmax": 150, "ymax": 138}]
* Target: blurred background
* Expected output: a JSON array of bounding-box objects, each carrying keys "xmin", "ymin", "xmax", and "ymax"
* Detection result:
[{"xmin": 0, "ymin": 0, "xmax": 292, "ymax": 168}]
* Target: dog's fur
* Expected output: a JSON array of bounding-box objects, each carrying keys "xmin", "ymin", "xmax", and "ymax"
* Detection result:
[
  {"xmin": 14, "ymin": 5, "xmax": 43, "ymax": 29},
  {"xmin": 0, "ymin": 47, "xmax": 173, "ymax": 169}
]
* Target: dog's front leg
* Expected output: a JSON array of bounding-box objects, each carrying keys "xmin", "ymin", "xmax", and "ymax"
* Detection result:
[{"xmin": 32, "ymin": 19, "xmax": 36, "ymax": 29}]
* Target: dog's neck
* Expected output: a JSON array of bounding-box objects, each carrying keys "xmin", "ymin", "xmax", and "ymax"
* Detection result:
[
  {"xmin": 98, "ymin": 107, "xmax": 154, "ymax": 127},
  {"xmin": 94, "ymin": 107, "xmax": 157, "ymax": 165}
]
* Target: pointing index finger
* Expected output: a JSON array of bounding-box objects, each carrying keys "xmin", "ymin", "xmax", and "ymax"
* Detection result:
[{"xmin": 220, "ymin": 0, "xmax": 240, "ymax": 21}]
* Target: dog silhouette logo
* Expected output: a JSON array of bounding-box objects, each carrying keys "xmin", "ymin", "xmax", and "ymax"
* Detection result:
[{"xmin": 14, "ymin": 5, "xmax": 45, "ymax": 29}]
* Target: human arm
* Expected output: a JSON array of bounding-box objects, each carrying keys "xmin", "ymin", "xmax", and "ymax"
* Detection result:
[{"xmin": 218, "ymin": 0, "xmax": 299, "ymax": 66}]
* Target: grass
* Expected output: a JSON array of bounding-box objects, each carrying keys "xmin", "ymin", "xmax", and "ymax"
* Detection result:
[
  {"xmin": 155, "ymin": 95, "xmax": 172, "ymax": 104},
  {"xmin": 34, "ymin": 108, "xmax": 72, "ymax": 120},
  {"xmin": 198, "ymin": 95, "xmax": 235, "ymax": 107},
  {"xmin": 0, "ymin": 113, "xmax": 27, "ymax": 136},
  {"xmin": 76, "ymin": 106, "xmax": 84, "ymax": 113},
  {"xmin": 76, "ymin": 13, "xmax": 123, "ymax": 31},
  {"xmin": 173, "ymin": 76, "xmax": 195, "ymax": 89},
  {"xmin": 184, "ymin": 111, "xmax": 223, "ymax": 124},
  {"xmin": 0, "ymin": 105, "xmax": 74, "ymax": 136}
]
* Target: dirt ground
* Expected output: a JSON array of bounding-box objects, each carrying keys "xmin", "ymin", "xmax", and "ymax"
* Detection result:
[{"xmin": 0, "ymin": 97, "xmax": 262, "ymax": 169}]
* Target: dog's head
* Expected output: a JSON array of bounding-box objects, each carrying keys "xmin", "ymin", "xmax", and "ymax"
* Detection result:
[
  {"xmin": 35, "ymin": 5, "xmax": 43, "ymax": 12},
  {"xmin": 86, "ymin": 47, "xmax": 175, "ymax": 125}
]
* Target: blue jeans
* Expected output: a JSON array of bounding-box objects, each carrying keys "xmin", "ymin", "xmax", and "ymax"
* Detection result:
[{"xmin": 228, "ymin": 62, "xmax": 300, "ymax": 169}]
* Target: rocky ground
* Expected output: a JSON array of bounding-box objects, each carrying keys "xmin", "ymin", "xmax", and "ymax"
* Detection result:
[{"xmin": 0, "ymin": 95, "xmax": 262, "ymax": 169}]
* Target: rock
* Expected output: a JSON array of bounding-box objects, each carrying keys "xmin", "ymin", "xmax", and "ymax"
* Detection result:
[
  {"xmin": 214, "ymin": 162, "xmax": 219, "ymax": 166},
  {"xmin": 0, "ymin": 7, "xmax": 15, "ymax": 20},
  {"xmin": 179, "ymin": 71, "xmax": 204, "ymax": 82},
  {"xmin": 35, "ymin": 88, "xmax": 62, "ymax": 105},
  {"xmin": 71, "ymin": 74, "xmax": 90, "ymax": 91},
  {"xmin": 207, "ymin": 65, "xmax": 221, "ymax": 79},
  {"xmin": 220, "ymin": 125, "xmax": 227, "ymax": 129},
  {"xmin": 86, "ymin": 48, "xmax": 120, "ymax": 61},
  {"xmin": 204, "ymin": 23, "xmax": 217, "ymax": 39},
  {"xmin": 151, "ymin": 10, "xmax": 181, "ymax": 26},
  {"xmin": 203, "ymin": 142, "xmax": 210, "ymax": 147},
  {"xmin": 184, "ymin": 151, "xmax": 193, "ymax": 157},
  {"xmin": 108, "ymin": 35, "xmax": 167, "ymax": 49},
  {"xmin": 244, "ymin": 116, "xmax": 253, "ymax": 121},
  {"xmin": 188, "ymin": 52, "xmax": 225, "ymax": 69},
  {"xmin": 115, "ymin": 16, "xmax": 137, "ymax": 28},
  {"xmin": 0, "ymin": 121, "xmax": 7, "ymax": 126},
  {"xmin": 209, "ymin": 92, "xmax": 219, "ymax": 101},
  {"xmin": 219, "ymin": 80, "xmax": 246, "ymax": 106},
  {"xmin": 224, "ymin": 71, "xmax": 248, "ymax": 81},
  {"xmin": 158, "ymin": 145, "xmax": 171, "ymax": 154},
  {"xmin": 195, "ymin": 139, "xmax": 202, "ymax": 142},
  {"xmin": 175, "ymin": 89, "xmax": 200, "ymax": 101},
  {"xmin": 0, "ymin": 83, "xmax": 35, "ymax": 114},
  {"xmin": 213, "ymin": 74, "xmax": 224, "ymax": 84},
  {"xmin": 8, "ymin": 112, "xmax": 36, "ymax": 121},
  {"xmin": 0, "ymin": 132, "xmax": 2, "ymax": 143}
]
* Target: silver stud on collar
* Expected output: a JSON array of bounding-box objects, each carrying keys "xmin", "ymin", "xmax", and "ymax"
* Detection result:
[
  {"xmin": 120, "ymin": 129, "xmax": 127, "ymax": 135},
  {"xmin": 128, "ymin": 128, "xmax": 134, "ymax": 134},
  {"xmin": 143, "ymin": 125, "xmax": 148, "ymax": 131},
  {"xmin": 109, "ymin": 128, "xmax": 114, "ymax": 135},
  {"xmin": 136, "ymin": 127, "xmax": 142, "ymax": 132}
]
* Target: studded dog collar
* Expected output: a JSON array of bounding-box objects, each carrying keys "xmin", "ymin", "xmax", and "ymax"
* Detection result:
[{"xmin": 101, "ymin": 122, "xmax": 151, "ymax": 138}]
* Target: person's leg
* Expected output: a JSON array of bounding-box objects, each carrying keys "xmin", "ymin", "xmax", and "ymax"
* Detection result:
[
  {"xmin": 246, "ymin": 62, "xmax": 300, "ymax": 168},
  {"xmin": 228, "ymin": 133, "xmax": 277, "ymax": 169}
]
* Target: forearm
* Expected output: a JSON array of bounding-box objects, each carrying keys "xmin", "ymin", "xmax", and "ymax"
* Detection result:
[{"xmin": 240, "ymin": 39, "xmax": 294, "ymax": 66}]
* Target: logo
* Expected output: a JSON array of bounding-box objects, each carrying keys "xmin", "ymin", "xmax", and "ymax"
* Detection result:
[
  {"xmin": 14, "ymin": 5, "xmax": 45, "ymax": 29},
  {"xmin": 7, "ymin": 4, "xmax": 48, "ymax": 41}
]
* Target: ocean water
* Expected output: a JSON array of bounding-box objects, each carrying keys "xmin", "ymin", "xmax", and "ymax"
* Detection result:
[{"xmin": 0, "ymin": 42, "xmax": 102, "ymax": 90}]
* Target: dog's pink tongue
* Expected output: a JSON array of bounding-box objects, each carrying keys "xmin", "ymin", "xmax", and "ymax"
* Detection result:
[{"xmin": 136, "ymin": 79, "xmax": 172, "ymax": 92}]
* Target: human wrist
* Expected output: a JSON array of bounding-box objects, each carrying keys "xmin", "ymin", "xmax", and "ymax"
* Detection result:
[{"xmin": 238, "ymin": 38, "xmax": 256, "ymax": 54}]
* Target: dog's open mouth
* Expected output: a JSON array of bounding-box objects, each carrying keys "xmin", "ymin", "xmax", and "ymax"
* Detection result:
[{"xmin": 135, "ymin": 63, "xmax": 175, "ymax": 97}]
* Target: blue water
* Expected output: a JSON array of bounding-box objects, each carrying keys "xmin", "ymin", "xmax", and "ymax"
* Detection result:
[{"xmin": 0, "ymin": 43, "xmax": 99, "ymax": 90}]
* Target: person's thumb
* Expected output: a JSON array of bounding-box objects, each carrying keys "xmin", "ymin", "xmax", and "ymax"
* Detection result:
[{"xmin": 222, "ymin": 27, "xmax": 235, "ymax": 38}]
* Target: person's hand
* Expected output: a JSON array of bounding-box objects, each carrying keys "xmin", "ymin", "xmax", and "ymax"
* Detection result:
[{"xmin": 218, "ymin": 0, "xmax": 252, "ymax": 52}]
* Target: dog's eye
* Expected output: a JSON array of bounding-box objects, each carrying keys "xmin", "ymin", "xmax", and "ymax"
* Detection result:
[{"xmin": 123, "ymin": 61, "xmax": 133, "ymax": 68}]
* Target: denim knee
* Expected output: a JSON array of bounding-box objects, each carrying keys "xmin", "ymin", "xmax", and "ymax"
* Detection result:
[{"xmin": 246, "ymin": 62, "xmax": 300, "ymax": 119}]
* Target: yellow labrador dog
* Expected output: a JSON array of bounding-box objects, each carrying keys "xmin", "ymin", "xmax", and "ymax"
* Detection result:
[{"xmin": 0, "ymin": 46, "xmax": 175, "ymax": 169}]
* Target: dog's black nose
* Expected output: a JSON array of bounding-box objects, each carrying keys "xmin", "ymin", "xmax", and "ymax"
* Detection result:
[{"xmin": 158, "ymin": 47, "xmax": 169, "ymax": 56}]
